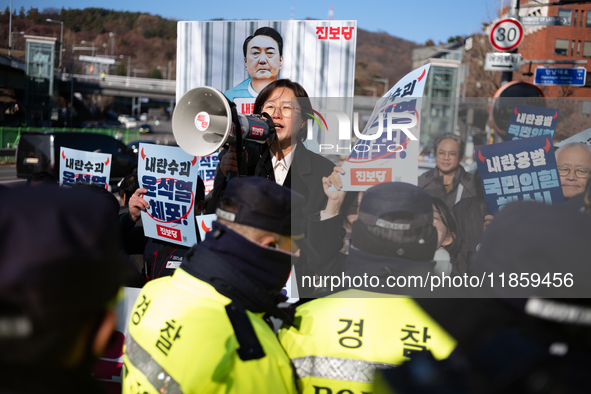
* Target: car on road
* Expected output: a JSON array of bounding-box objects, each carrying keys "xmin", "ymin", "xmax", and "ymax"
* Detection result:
[
  {"xmin": 126, "ymin": 139, "xmax": 157, "ymax": 154},
  {"xmin": 16, "ymin": 131, "xmax": 138, "ymax": 184},
  {"xmin": 139, "ymin": 124, "xmax": 152, "ymax": 134},
  {"xmin": 118, "ymin": 114, "xmax": 138, "ymax": 129}
]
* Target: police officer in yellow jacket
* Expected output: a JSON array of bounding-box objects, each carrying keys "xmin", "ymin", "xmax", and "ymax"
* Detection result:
[
  {"xmin": 278, "ymin": 182, "xmax": 456, "ymax": 394},
  {"xmin": 123, "ymin": 177, "xmax": 311, "ymax": 394}
]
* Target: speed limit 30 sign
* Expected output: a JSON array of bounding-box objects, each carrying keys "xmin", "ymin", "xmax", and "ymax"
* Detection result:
[{"xmin": 490, "ymin": 18, "xmax": 524, "ymax": 52}]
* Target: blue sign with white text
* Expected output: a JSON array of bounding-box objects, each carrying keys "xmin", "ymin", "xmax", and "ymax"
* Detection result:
[
  {"xmin": 475, "ymin": 136, "xmax": 564, "ymax": 214},
  {"xmin": 534, "ymin": 67, "xmax": 587, "ymax": 86},
  {"xmin": 504, "ymin": 105, "xmax": 559, "ymax": 142}
]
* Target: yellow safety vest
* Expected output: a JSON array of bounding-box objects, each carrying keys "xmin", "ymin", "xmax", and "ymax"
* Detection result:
[
  {"xmin": 278, "ymin": 290, "xmax": 456, "ymax": 394},
  {"xmin": 122, "ymin": 268, "xmax": 297, "ymax": 394}
]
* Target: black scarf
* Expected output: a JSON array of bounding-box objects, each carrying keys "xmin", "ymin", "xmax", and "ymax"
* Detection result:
[{"xmin": 182, "ymin": 222, "xmax": 295, "ymax": 325}]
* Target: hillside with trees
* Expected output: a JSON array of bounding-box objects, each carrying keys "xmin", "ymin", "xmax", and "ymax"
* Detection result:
[{"xmin": 0, "ymin": 7, "xmax": 420, "ymax": 93}]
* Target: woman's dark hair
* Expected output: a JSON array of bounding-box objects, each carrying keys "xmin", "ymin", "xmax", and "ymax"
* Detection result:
[
  {"xmin": 432, "ymin": 196, "xmax": 457, "ymax": 251},
  {"xmin": 254, "ymin": 79, "xmax": 312, "ymax": 142},
  {"xmin": 243, "ymin": 26, "xmax": 283, "ymax": 57},
  {"xmin": 118, "ymin": 173, "xmax": 139, "ymax": 204},
  {"xmin": 434, "ymin": 133, "xmax": 466, "ymax": 160}
]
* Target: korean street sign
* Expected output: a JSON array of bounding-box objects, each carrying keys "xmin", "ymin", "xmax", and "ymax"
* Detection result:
[
  {"xmin": 520, "ymin": 16, "xmax": 569, "ymax": 26},
  {"xmin": 485, "ymin": 53, "xmax": 522, "ymax": 71},
  {"xmin": 534, "ymin": 67, "xmax": 587, "ymax": 86}
]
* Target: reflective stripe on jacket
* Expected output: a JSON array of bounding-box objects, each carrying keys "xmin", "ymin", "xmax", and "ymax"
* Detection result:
[
  {"xmin": 122, "ymin": 268, "xmax": 297, "ymax": 394},
  {"xmin": 278, "ymin": 290, "xmax": 456, "ymax": 394}
]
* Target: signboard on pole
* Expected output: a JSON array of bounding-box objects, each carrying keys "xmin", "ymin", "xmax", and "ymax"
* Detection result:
[
  {"xmin": 79, "ymin": 55, "xmax": 116, "ymax": 65},
  {"xmin": 489, "ymin": 18, "xmax": 524, "ymax": 52},
  {"xmin": 485, "ymin": 53, "xmax": 522, "ymax": 71},
  {"xmin": 520, "ymin": 16, "xmax": 570, "ymax": 26},
  {"xmin": 534, "ymin": 67, "xmax": 587, "ymax": 86}
]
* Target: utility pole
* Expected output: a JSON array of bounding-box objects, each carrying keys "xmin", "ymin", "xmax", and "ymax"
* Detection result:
[
  {"xmin": 109, "ymin": 32, "xmax": 115, "ymax": 56},
  {"xmin": 8, "ymin": 0, "xmax": 12, "ymax": 56},
  {"xmin": 501, "ymin": 0, "xmax": 521, "ymax": 85},
  {"xmin": 46, "ymin": 19, "xmax": 64, "ymax": 70},
  {"xmin": 70, "ymin": 44, "xmax": 94, "ymax": 126},
  {"xmin": 372, "ymin": 77, "xmax": 389, "ymax": 96}
]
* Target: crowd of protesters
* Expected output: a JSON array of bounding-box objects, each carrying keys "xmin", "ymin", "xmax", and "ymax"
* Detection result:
[{"xmin": 2, "ymin": 81, "xmax": 591, "ymax": 393}]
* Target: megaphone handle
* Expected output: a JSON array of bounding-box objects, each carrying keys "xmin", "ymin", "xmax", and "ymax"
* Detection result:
[
  {"xmin": 225, "ymin": 141, "xmax": 238, "ymax": 182},
  {"xmin": 226, "ymin": 103, "xmax": 247, "ymax": 181}
]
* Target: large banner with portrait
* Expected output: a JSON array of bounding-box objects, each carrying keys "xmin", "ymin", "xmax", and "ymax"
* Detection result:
[{"xmin": 177, "ymin": 20, "xmax": 357, "ymax": 114}]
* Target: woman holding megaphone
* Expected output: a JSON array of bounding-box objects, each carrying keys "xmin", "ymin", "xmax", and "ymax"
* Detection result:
[
  {"xmin": 207, "ymin": 79, "xmax": 334, "ymax": 280},
  {"xmin": 208, "ymin": 79, "xmax": 334, "ymax": 216}
]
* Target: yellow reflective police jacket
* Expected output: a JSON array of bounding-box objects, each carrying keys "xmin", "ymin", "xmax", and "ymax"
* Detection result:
[
  {"xmin": 278, "ymin": 290, "xmax": 456, "ymax": 394},
  {"xmin": 122, "ymin": 268, "xmax": 297, "ymax": 394}
]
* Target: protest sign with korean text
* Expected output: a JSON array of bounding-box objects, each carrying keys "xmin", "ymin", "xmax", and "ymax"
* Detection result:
[
  {"xmin": 505, "ymin": 105, "xmax": 559, "ymax": 142},
  {"xmin": 475, "ymin": 135, "xmax": 564, "ymax": 214},
  {"xmin": 59, "ymin": 147, "xmax": 112, "ymax": 188},
  {"xmin": 177, "ymin": 20, "xmax": 357, "ymax": 114},
  {"xmin": 197, "ymin": 153, "xmax": 220, "ymax": 194},
  {"xmin": 337, "ymin": 64, "xmax": 431, "ymax": 191},
  {"xmin": 554, "ymin": 126, "xmax": 591, "ymax": 149},
  {"xmin": 138, "ymin": 143, "xmax": 199, "ymax": 247}
]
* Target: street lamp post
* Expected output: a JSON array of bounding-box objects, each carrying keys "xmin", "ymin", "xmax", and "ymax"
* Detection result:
[
  {"xmin": 119, "ymin": 55, "xmax": 131, "ymax": 87},
  {"xmin": 109, "ymin": 32, "xmax": 115, "ymax": 56},
  {"xmin": 372, "ymin": 77, "xmax": 389, "ymax": 96},
  {"xmin": 81, "ymin": 41, "xmax": 95, "ymax": 74},
  {"xmin": 70, "ymin": 44, "xmax": 94, "ymax": 126},
  {"xmin": 362, "ymin": 87, "xmax": 377, "ymax": 97},
  {"xmin": 46, "ymin": 19, "xmax": 64, "ymax": 70},
  {"xmin": 119, "ymin": 55, "xmax": 131, "ymax": 77},
  {"xmin": 8, "ymin": 0, "xmax": 12, "ymax": 56},
  {"xmin": 157, "ymin": 65, "xmax": 167, "ymax": 79}
]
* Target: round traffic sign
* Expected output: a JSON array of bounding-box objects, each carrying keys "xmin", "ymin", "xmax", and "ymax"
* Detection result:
[{"xmin": 490, "ymin": 18, "xmax": 524, "ymax": 52}]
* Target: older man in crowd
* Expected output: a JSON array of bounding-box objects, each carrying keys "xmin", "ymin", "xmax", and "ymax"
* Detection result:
[
  {"xmin": 419, "ymin": 133, "xmax": 477, "ymax": 209},
  {"xmin": 555, "ymin": 142, "xmax": 591, "ymax": 201}
]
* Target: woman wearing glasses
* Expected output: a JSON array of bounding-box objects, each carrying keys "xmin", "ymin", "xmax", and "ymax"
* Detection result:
[
  {"xmin": 210, "ymin": 78, "xmax": 334, "ymax": 219},
  {"xmin": 418, "ymin": 133, "xmax": 477, "ymax": 209}
]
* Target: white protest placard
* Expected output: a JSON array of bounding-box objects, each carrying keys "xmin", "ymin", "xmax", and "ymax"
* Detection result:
[
  {"xmin": 338, "ymin": 64, "xmax": 431, "ymax": 191},
  {"xmin": 197, "ymin": 154, "xmax": 220, "ymax": 194},
  {"xmin": 554, "ymin": 127, "xmax": 591, "ymax": 149},
  {"xmin": 138, "ymin": 143, "xmax": 199, "ymax": 247},
  {"xmin": 59, "ymin": 147, "xmax": 112, "ymax": 188},
  {"xmin": 284, "ymin": 266, "xmax": 299, "ymax": 304},
  {"xmin": 195, "ymin": 213, "xmax": 217, "ymax": 242}
]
